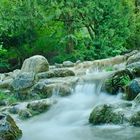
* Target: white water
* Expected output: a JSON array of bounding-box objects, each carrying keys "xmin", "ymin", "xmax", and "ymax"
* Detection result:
[{"xmin": 19, "ymin": 72, "xmax": 140, "ymax": 140}]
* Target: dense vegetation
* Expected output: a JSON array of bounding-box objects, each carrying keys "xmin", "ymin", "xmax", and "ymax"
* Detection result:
[{"xmin": 0, "ymin": 0, "xmax": 139, "ymax": 72}]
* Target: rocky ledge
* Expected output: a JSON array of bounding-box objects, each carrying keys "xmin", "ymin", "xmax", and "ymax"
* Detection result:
[{"xmin": 0, "ymin": 114, "xmax": 22, "ymax": 140}]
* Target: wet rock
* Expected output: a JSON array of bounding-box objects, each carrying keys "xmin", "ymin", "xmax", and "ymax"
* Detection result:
[
  {"xmin": 27, "ymin": 99, "xmax": 53, "ymax": 115},
  {"xmin": 0, "ymin": 100, "xmax": 7, "ymax": 106},
  {"xmin": 21, "ymin": 55, "xmax": 49, "ymax": 73},
  {"xmin": 11, "ymin": 72, "xmax": 35, "ymax": 91},
  {"xmin": 129, "ymin": 111, "xmax": 140, "ymax": 126},
  {"xmin": 36, "ymin": 69, "xmax": 75, "ymax": 79},
  {"xmin": 103, "ymin": 69, "xmax": 133, "ymax": 95},
  {"xmin": 32, "ymin": 82, "xmax": 72, "ymax": 98},
  {"xmin": 0, "ymin": 74, "xmax": 5, "ymax": 81},
  {"xmin": 18, "ymin": 109, "xmax": 32, "ymax": 120},
  {"xmin": 127, "ymin": 62, "xmax": 140, "ymax": 77},
  {"xmin": 55, "ymin": 63, "xmax": 63, "ymax": 68},
  {"xmin": 127, "ymin": 52, "xmax": 140, "ymax": 65},
  {"xmin": 0, "ymin": 114, "xmax": 22, "ymax": 140},
  {"xmin": 124, "ymin": 50, "xmax": 139, "ymax": 58},
  {"xmin": 0, "ymin": 79, "xmax": 13, "ymax": 89},
  {"xmin": 89, "ymin": 104, "xmax": 124, "ymax": 125},
  {"xmin": 125, "ymin": 79, "xmax": 140, "ymax": 100},
  {"xmin": 9, "ymin": 106, "xmax": 20, "ymax": 114},
  {"xmin": 75, "ymin": 60, "xmax": 81, "ymax": 65},
  {"xmin": 63, "ymin": 61, "xmax": 74, "ymax": 67}
]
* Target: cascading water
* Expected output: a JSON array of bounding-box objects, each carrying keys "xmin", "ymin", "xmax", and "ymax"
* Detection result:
[{"xmin": 18, "ymin": 72, "xmax": 140, "ymax": 140}]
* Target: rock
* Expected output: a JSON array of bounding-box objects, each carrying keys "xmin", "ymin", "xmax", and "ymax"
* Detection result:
[
  {"xmin": 32, "ymin": 82, "xmax": 72, "ymax": 98},
  {"xmin": 0, "ymin": 74, "xmax": 5, "ymax": 81},
  {"xmin": 21, "ymin": 55, "xmax": 49, "ymax": 73},
  {"xmin": 75, "ymin": 60, "xmax": 81, "ymax": 65},
  {"xmin": 124, "ymin": 50, "xmax": 139, "ymax": 59},
  {"xmin": 36, "ymin": 69, "xmax": 75, "ymax": 79},
  {"xmin": 49, "ymin": 65, "xmax": 56, "ymax": 69},
  {"xmin": 129, "ymin": 111, "xmax": 140, "ymax": 126},
  {"xmin": 11, "ymin": 69, "xmax": 21, "ymax": 79},
  {"xmin": 89, "ymin": 104, "xmax": 124, "ymax": 125},
  {"xmin": 57, "ymin": 84, "xmax": 72, "ymax": 96},
  {"xmin": 55, "ymin": 63, "xmax": 63, "ymax": 68},
  {"xmin": 18, "ymin": 109, "xmax": 32, "ymax": 120},
  {"xmin": 0, "ymin": 79, "xmax": 13, "ymax": 89},
  {"xmin": 63, "ymin": 61, "xmax": 74, "ymax": 67},
  {"xmin": 125, "ymin": 79, "xmax": 140, "ymax": 100},
  {"xmin": 0, "ymin": 100, "xmax": 7, "ymax": 106},
  {"xmin": 9, "ymin": 99, "xmax": 56, "ymax": 119},
  {"xmin": 0, "ymin": 114, "xmax": 22, "ymax": 140},
  {"xmin": 9, "ymin": 106, "xmax": 20, "ymax": 114},
  {"xmin": 127, "ymin": 62, "xmax": 140, "ymax": 77},
  {"xmin": 11, "ymin": 72, "xmax": 35, "ymax": 91},
  {"xmin": 127, "ymin": 52, "xmax": 140, "ymax": 65},
  {"xmin": 127, "ymin": 62, "xmax": 140, "ymax": 69},
  {"xmin": 32, "ymin": 82, "xmax": 52, "ymax": 98},
  {"xmin": 103, "ymin": 69, "xmax": 133, "ymax": 95},
  {"xmin": 27, "ymin": 99, "xmax": 53, "ymax": 115}
]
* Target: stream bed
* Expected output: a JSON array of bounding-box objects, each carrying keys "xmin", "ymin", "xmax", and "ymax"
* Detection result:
[{"xmin": 18, "ymin": 73, "xmax": 140, "ymax": 140}]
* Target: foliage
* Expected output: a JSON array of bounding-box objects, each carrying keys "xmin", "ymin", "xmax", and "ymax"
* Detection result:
[
  {"xmin": 120, "ymin": 75, "xmax": 131, "ymax": 86},
  {"xmin": 0, "ymin": 0, "xmax": 138, "ymax": 71}
]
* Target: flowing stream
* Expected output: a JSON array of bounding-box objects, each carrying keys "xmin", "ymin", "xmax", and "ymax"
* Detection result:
[{"xmin": 19, "ymin": 72, "xmax": 140, "ymax": 140}]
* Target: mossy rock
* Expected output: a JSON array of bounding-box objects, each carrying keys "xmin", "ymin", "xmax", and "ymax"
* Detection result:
[
  {"xmin": 129, "ymin": 111, "xmax": 140, "ymax": 126},
  {"xmin": 89, "ymin": 104, "xmax": 124, "ymax": 125},
  {"xmin": 18, "ymin": 109, "xmax": 32, "ymax": 120},
  {"xmin": 27, "ymin": 100, "xmax": 51, "ymax": 116},
  {"xmin": 32, "ymin": 82, "xmax": 72, "ymax": 98},
  {"xmin": 127, "ymin": 62, "xmax": 140, "ymax": 77},
  {"xmin": 0, "ymin": 114, "xmax": 22, "ymax": 140},
  {"xmin": 36, "ymin": 69, "xmax": 75, "ymax": 79},
  {"xmin": 104, "ymin": 69, "xmax": 133, "ymax": 95}
]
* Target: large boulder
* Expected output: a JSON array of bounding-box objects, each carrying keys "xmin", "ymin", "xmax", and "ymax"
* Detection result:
[
  {"xmin": 103, "ymin": 69, "xmax": 133, "ymax": 95},
  {"xmin": 127, "ymin": 52, "xmax": 140, "ymax": 65},
  {"xmin": 125, "ymin": 79, "xmax": 140, "ymax": 100},
  {"xmin": 11, "ymin": 72, "xmax": 35, "ymax": 91},
  {"xmin": 36, "ymin": 69, "xmax": 75, "ymax": 79},
  {"xmin": 0, "ymin": 114, "xmax": 22, "ymax": 140},
  {"xmin": 21, "ymin": 55, "xmax": 49, "ymax": 73},
  {"xmin": 89, "ymin": 104, "xmax": 124, "ymax": 125},
  {"xmin": 89, "ymin": 93, "xmax": 140, "ymax": 127}
]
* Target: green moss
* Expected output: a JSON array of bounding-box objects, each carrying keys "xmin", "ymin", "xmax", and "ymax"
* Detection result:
[
  {"xmin": 104, "ymin": 69, "xmax": 133, "ymax": 95},
  {"xmin": 89, "ymin": 104, "xmax": 124, "ymax": 125},
  {"xmin": 104, "ymin": 66, "xmax": 114, "ymax": 72},
  {"xmin": 120, "ymin": 75, "xmax": 131, "ymax": 86},
  {"xmin": 0, "ymin": 91, "xmax": 18, "ymax": 105}
]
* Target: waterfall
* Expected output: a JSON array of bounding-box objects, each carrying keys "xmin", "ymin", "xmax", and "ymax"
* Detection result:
[{"xmin": 19, "ymin": 72, "xmax": 139, "ymax": 140}]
